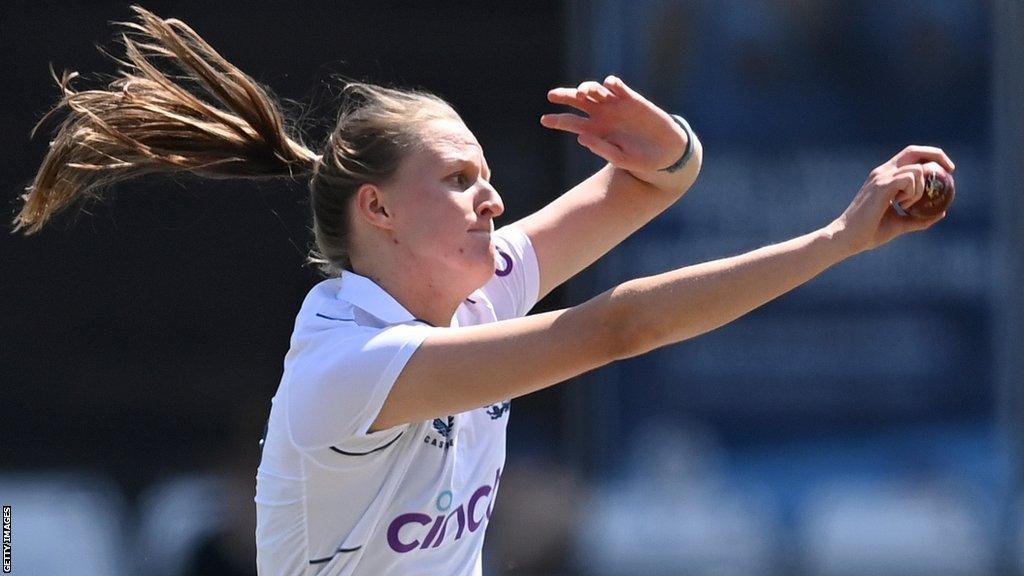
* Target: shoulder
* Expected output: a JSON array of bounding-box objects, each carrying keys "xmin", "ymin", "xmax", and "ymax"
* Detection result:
[
  {"xmin": 294, "ymin": 277, "xmax": 351, "ymax": 328},
  {"xmin": 287, "ymin": 278, "xmax": 428, "ymax": 366},
  {"xmin": 469, "ymin": 226, "xmax": 541, "ymax": 321},
  {"xmin": 492, "ymin": 225, "xmax": 535, "ymax": 273}
]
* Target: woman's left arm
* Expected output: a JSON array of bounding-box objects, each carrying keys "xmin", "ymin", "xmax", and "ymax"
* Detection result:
[{"xmin": 511, "ymin": 76, "xmax": 703, "ymax": 300}]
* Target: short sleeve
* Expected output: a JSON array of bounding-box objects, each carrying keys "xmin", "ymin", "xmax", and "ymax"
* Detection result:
[
  {"xmin": 482, "ymin": 225, "xmax": 541, "ymax": 321},
  {"xmin": 284, "ymin": 322, "xmax": 430, "ymax": 453}
]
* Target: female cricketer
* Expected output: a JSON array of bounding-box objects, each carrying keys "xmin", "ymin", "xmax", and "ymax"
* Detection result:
[{"xmin": 14, "ymin": 7, "xmax": 953, "ymax": 576}]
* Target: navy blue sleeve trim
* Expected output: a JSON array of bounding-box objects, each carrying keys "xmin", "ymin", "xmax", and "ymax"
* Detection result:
[
  {"xmin": 315, "ymin": 313, "xmax": 356, "ymax": 322},
  {"xmin": 309, "ymin": 546, "xmax": 362, "ymax": 564},
  {"xmin": 329, "ymin": 431, "xmax": 404, "ymax": 456}
]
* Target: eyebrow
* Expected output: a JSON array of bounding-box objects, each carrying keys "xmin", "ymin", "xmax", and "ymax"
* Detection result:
[{"xmin": 445, "ymin": 156, "xmax": 492, "ymax": 181}]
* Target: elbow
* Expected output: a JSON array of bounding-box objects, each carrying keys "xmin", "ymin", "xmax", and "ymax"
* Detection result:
[
  {"xmin": 586, "ymin": 283, "xmax": 665, "ymax": 362},
  {"xmin": 614, "ymin": 310, "xmax": 667, "ymax": 362}
]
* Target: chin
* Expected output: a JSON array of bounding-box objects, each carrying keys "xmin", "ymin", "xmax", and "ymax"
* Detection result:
[
  {"xmin": 470, "ymin": 258, "xmax": 496, "ymax": 289},
  {"xmin": 466, "ymin": 246, "xmax": 497, "ymax": 289},
  {"xmin": 443, "ymin": 240, "xmax": 496, "ymax": 292}
]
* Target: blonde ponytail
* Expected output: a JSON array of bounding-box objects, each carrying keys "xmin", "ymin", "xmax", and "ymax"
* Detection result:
[{"xmin": 14, "ymin": 5, "xmax": 316, "ymax": 234}]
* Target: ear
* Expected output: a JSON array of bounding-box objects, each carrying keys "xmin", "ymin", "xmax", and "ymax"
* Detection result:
[{"xmin": 352, "ymin": 183, "xmax": 393, "ymax": 230}]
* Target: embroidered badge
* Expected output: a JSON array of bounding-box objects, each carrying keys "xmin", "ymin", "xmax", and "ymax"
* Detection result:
[{"xmin": 485, "ymin": 401, "xmax": 510, "ymax": 420}]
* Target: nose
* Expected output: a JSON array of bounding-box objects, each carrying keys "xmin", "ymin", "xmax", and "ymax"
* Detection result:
[{"xmin": 475, "ymin": 181, "xmax": 504, "ymax": 219}]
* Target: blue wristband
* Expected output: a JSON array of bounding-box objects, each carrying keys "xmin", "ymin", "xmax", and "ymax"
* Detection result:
[{"xmin": 658, "ymin": 114, "xmax": 696, "ymax": 173}]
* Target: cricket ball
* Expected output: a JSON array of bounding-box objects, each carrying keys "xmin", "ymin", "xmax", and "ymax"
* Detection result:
[{"xmin": 905, "ymin": 163, "xmax": 955, "ymax": 219}]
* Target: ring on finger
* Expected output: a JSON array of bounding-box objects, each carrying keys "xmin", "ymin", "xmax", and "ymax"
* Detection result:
[{"xmin": 890, "ymin": 199, "xmax": 909, "ymax": 217}]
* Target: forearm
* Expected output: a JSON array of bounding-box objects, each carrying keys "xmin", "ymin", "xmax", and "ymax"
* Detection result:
[
  {"xmin": 517, "ymin": 160, "xmax": 699, "ymax": 299},
  {"xmin": 601, "ymin": 223, "xmax": 850, "ymax": 358}
]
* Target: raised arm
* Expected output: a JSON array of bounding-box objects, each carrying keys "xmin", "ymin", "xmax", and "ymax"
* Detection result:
[
  {"xmin": 513, "ymin": 76, "xmax": 704, "ymax": 300},
  {"xmin": 371, "ymin": 146, "xmax": 954, "ymax": 431}
]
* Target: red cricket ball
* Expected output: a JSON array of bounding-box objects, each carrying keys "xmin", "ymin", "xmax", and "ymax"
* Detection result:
[{"xmin": 905, "ymin": 163, "xmax": 955, "ymax": 219}]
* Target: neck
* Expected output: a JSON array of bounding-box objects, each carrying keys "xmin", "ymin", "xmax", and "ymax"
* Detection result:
[{"xmin": 351, "ymin": 259, "xmax": 465, "ymax": 328}]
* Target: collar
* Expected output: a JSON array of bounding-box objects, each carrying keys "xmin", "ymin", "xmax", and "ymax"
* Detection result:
[{"xmin": 336, "ymin": 270, "xmax": 418, "ymax": 325}]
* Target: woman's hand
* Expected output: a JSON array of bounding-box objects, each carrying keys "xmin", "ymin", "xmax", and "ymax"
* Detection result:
[
  {"xmin": 829, "ymin": 146, "xmax": 955, "ymax": 256},
  {"xmin": 541, "ymin": 76, "xmax": 688, "ymax": 174}
]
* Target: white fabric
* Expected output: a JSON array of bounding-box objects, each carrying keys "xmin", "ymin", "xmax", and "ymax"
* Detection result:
[{"xmin": 256, "ymin": 226, "xmax": 540, "ymax": 576}]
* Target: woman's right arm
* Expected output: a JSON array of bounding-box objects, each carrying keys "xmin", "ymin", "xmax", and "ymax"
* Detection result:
[{"xmin": 371, "ymin": 146, "xmax": 954, "ymax": 431}]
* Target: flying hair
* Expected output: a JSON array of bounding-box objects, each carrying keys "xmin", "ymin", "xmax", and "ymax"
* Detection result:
[
  {"xmin": 15, "ymin": 5, "xmax": 463, "ymax": 279},
  {"xmin": 13, "ymin": 5, "xmax": 318, "ymax": 234}
]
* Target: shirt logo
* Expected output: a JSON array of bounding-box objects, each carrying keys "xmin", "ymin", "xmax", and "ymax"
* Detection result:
[
  {"xmin": 386, "ymin": 468, "xmax": 502, "ymax": 553},
  {"xmin": 495, "ymin": 249, "xmax": 513, "ymax": 277},
  {"xmin": 432, "ymin": 416, "xmax": 454, "ymax": 438},
  {"xmin": 485, "ymin": 401, "xmax": 510, "ymax": 420},
  {"xmin": 424, "ymin": 416, "xmax": 455, "ymax": 450}
]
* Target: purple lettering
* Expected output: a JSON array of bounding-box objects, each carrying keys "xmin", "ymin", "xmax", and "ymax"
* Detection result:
[
  {"xmin": 387, "ymin": 513, "xmax": 431, "ymax": 553},
  {"xmin": 419, "ymin": 515, "xmax": 446, "ymax": 550},
  {"xmin": 432, "ymin": 506, "xmax": 467, "ymax": 547},
  {"xmin": 385, "ymin": 468, "xmax": 504, "ymax": 553},
  {"xmin": 467, "ymin": 485, "xmax": 491, "ymax": 532},
  {"xmin": 495, "ymin": 251, "xmax": 513, "ymax": 277},
  {"xmin": 486, "ymin": 467, "xmax": 502, "ymax": 520}
]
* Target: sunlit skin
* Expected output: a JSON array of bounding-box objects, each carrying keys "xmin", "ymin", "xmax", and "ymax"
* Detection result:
[{"xmin": 347, "ymin": 118, "xmax": 503, "ymax": 327}]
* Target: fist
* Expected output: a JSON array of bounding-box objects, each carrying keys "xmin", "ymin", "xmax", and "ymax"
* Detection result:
[{"xmin": 893, "ymin": 162, "xmax": 956, "ymax": 219}]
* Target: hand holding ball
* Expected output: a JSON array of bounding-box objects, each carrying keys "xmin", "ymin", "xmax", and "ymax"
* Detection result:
[{"xmin": 891, "ymin": 162, "xmax": 955, "ymax": 219}]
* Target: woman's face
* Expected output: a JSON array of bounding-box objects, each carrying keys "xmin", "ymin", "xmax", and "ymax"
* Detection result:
[{"xmin": 381, "ymin": 118, "xmax": 504, "ymax": 291}]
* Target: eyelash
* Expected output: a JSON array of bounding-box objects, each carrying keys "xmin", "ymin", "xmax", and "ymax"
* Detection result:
[{"xmin": 450, "ymin": 172, "xmax": 471, "ymax": 188}]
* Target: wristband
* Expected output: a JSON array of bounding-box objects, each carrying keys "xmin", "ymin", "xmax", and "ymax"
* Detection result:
[{"xmin": 658, "ymin": 114, "xmax": 696, "ymax": 173}]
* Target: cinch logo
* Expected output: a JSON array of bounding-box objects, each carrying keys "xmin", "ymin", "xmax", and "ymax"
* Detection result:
[{"xmin": 386, "ymin": 468, "xmax": 502, "ymax": 553}]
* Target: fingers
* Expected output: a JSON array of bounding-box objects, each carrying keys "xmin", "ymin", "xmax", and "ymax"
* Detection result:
[
  {"xmin": 547, "ymin": 80, "xmax": 614, "ymax": 111},
  {"xmin": 890, "ymin": 145, "xmax": 955, "ymax": 172},
  {"xmin": 890, "ymin": 164, "xmax": 925, "ymax": 211},
  {"xmin": 547, "ymin": 76, "xmax": 635, "ymax": 107},
  {"xmin": 540, "ymin": 112, "xmax": 589, "ymax": 135},
  {"xmin": 578, "ymin": 80, "xmax": 613, "ymax": 102},
  {"xmin": 602, "ymin": 75, "xmax": 637, "ymax": 100},
  {"xmin": 885, "ymin": 171, "xmax": 917, "ymax": 209},
  {"xmin": 577, "ymin": 132, "xmax": 625, "ymax": 164},
  {"xmin": 547, "ymin": 87, "xmax": 595, "ymax": 113},
  {"xmin": 538, "ymin": 109, "xmax": 624, "ymax": 162},
  {"xmin": 542, "ymin": 77, "xmax": 618, "ymax": 132}
]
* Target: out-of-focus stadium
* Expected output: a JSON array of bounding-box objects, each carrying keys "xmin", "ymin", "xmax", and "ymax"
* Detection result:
[{"xmin": 1, "ymin": 1, "xmax": 1020, "ymax": 575}]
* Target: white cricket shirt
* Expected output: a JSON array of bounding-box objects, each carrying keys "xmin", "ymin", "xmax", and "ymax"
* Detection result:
[{"xmin": 255, "ymin": 226, "xmax": 540, "ymax": 576}]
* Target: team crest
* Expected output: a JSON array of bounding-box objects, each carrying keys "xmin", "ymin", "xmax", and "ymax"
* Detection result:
[
  {"xmin": 485, "ymin": 401, "xmax": 510, "ymax": 420},
  {"xmin": 425, "ymin": 416, "xmax": 455, "ymax": 450},
  {"xmin": 432, "ymin": 415, "xmax": 455, "ymax": 438}
]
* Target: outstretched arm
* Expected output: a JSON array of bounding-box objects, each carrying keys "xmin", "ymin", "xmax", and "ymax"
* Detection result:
[
  {"xmin": 371, "ymin": 146, "xmax": 954, "ymax": 431},
  {"xmin": 512, "ymin": 76, "xmax": 703, "ymax": 300}
]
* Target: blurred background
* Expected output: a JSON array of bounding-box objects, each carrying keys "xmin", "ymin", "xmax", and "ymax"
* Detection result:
[{"xmin": 0, "ymin": 0, "xmax": 1020, "ymax": 575}]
